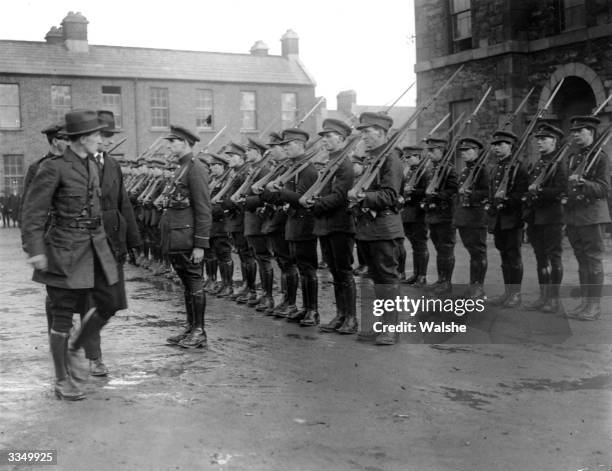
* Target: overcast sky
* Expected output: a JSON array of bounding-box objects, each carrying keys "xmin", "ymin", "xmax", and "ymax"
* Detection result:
[{"xmin": 0, "ymin": 0, "xmax": 417, "ymax": 108}]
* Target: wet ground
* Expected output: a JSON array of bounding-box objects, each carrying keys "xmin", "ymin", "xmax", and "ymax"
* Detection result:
[{"xmin": 1, "ymin": 227, "xmax": 611, "ymax": 471}]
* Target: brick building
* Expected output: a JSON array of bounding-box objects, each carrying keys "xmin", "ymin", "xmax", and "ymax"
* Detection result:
[
  {"xmin": 414, "ymin": 0, "xmax": 612, "ymax": 168},
  {"xmin": 0, "ymin": 12, "xmax": 317, "ymax": 195}
]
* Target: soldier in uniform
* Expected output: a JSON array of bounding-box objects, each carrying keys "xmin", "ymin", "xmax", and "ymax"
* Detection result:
[
  {"xmin": 76, "ymin": 110, "xmax": 141, "ymax": 376},
  {"xmin": 423, "ymin": 137, "xmax": 458, "ymax": 295},
  {"xmin": 348, "ymin": 112, "xmax": 404, "ymax": 345},
  {"xmin": 454, "ymin": 137, "xmax": 489, "ymax": 299},
  {"xmin": 161, "ymin": 125, "xmax": 211, "ymax": 348},
  {"xmin": 400, "ymin": 145, "xmax": 430, "ymax": 287},
  {"xmin": 301, "ymin": 119, "xmax": 357, "ymax": 334},
  {"xmin": 265, "ymin": 128, "xmax": 319, "ymax": 326},
  {"xmin": 564, "ymin": 116, "xmax": 610, "ymax": 320},
  {"xmin": 523, "ymin": 123, "xmax": 567, "ymax": 313},
  {"xmin": 21, "ymin": 109, "xmax": 121, "ymax": 400},
  {"xmin": 488, "ymin": 130, "xmax": 528, "ymax": 308}
]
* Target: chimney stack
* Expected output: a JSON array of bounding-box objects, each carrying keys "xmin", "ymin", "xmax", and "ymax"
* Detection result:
[
  {"xmin": 61, "ymin": 12, "xmax": 89, "ymax": 52},
  {"xmin": 337, "ymin": 90, "xmax": 357, "ymax": 117},
  {"xmin": 250, "ymin": 40, "xmax": 269, "ymax": 56},
  {"xmin": 45, "ymin": 26, "xmax": 63, "ymax": 45},
  {"xmin": 281, "ymin": 29, "xmax": 299, "ymax": 59}
]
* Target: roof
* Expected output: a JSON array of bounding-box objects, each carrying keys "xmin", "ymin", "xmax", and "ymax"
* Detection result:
[
  {"xmin": 0, "ymin": 40, "xmax": 315, "ymax": 86},
  {"xmin": 325, "ymin": 105, "xmax": 417, "ymax": 129}
]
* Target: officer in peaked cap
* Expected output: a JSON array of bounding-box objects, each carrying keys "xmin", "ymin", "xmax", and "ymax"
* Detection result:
[
  {"xmin": 246, "ymin": 137, "xmax": 269, "ymax": 155},
  {"xmin": 399, "ymin": 143, "xmax": 430, "ymax": 287},
  {"xmin": 162, "ymin": 124, "xmax": 211, "ymax": 348},
  {"xmin": 310, "ymin": 118, "xmax": 356, "ymax": 334},
  {"xmin": 523, "ymin": 122, "xmax": 567, "ymax": 315},
  {"xmin": 488, "ymin": 127, "xmax": 528, "ymax": 308},
  {"xmin": 454, "ymin": 136, "xmax": 489, "ymax": 299},
  {"xmin": 565, "ymin": 114, "xmax": 609, "ymax": 320},
  {"xmin": 21, "ymin": 109, "xmax": 120, "ymax": 401},
  {"xmin": 278, "ymin": 128, "xmax": 310, "ymax": 145},
  {"xmin": 425, "ymin": 136, "xmax": 448, "ymax": 150},
  {"xmin": 267, "ymin": 131, "xmax": 284, "ymax": 146},
  {"xmin": 348, "ymin": 111, "xmax": 406, "ymax": 345}
]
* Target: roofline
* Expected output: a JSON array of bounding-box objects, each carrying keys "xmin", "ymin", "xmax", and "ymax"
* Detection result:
[{"xmin": 0, "ymin": 38, "xmax": 291, "ymax": 60}]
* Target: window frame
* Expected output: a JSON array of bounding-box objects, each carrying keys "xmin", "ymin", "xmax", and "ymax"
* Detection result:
[
  {"xmin": 195, "ymin": 89, "xmax": 214, "ymax": 130},
  {"xmin": 281, "ymin": 92, "xmax": 298, "ymax": 130},
  {"xmin": 3, "ymin": 154, "xmax": 24, "ymax": 196},
  {"xmin": 0, "ymin": 83, "xmax": 21, "ymax": 129},
  {"xmin": 240, "ymin": 91, "xmax": 257, "ymax": 131},
  {"xmin": 449, "ymin": 0, "xmax": 472, "ymax": 53},
  {"xmin": 50, "ymin": 85, "xmax": 72, "ymax": 123},
  {"xmin": 101, "ymin": 86, "xmax": 123, "ymax": 128},
  {"xmin": 150, "ymin": 87, "xmax": 170, "ymax": 130}
]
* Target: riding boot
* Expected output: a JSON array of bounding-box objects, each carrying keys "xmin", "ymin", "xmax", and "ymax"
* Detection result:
[
  {"xmin": 275, "ymin": 271, "xmax": 299, "ymax": 318},
  {"xmin": 402, "ymin": 253, "xmax": 419, "ymax": 284},
  {"xmin": 267, "ymin": 272, "xmax": 287, "ymax": 315},
  {"xmin": 287, "ymin": 275, "xmax": 308, "ymax": 323},
  {"xmin": 541, "ymin": 265, "xmax": 562, "ymax": 313},
  {"xmin": 179, "ymin": 294, "xmax": 207, "ymax": 348},
  {"xmin": 337, "ymin": 279, "xmax": 358, "ymax": 334},
  {"xmin": 502, "ymin": 264, "xmax": 522, "ymax": 308},
  {"xmin": 203, "ymin": 259, "xmax": 217, "ymax": 292},
  {"xmin": 167, "ymin": 292, "xmax": 194, "ymax": 345},
  {"xmin": 50, "ymin": 330, "xmax": 85, "ymax": 401},
  {"xmin": 571, "ymin": 271, "xmax": 602, "ymax": 321},
  {"xmin": 320, "ymin": 282, "xmax": 345, "ymax": 332},
  {"xmin": 229, "ymin": 262, "xmax": 247, "ymax": 300},
  {"xmin": 427, "ymin": 256, "xmax": 445, "ymax": 290},
  {"xmin": 433, "ymin": 258, "xmax": 453, "ymax": 295},
  {"xmin": 526, "ymin": 268, "xmax": 550, "ymax": 310},
  {"xmin": 237, "ymin": 262, "xmax": 257, "ymax": 304},
  {"xmin": 255, "ymin": 268, "xmax": 275, "ymax": 312},
  {"xmin": 300, "ymin": 275, "xmax": 320, "ymax": 326},
  {"xmin": 489, "ymin": 263, "xmax": 510, "ymax": 306},
  {"xmin": 414, "ymin": 252, "xmax": 428, "ymax": 288},
  {"xmin": 217, "ymin": 261, "xmax": 235, "ymax": 298},
  {"xmin": 568, "ymin": 268, "xmax": 588, "ymax": 316}
]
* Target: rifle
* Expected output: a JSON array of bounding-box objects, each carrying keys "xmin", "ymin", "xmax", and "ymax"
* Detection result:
[
  {"xmin": 402, "ymin": 112, "xmax": 451, "ymax": 196},
  {"xmin": 138, "ymin": 137, "xmax": 164, "ymax": 161},
  {"xmin": 229, "ymin": 151, "xmax": 277, "ymax": 203},
  {"xmin": 493, "ymin": 78, "xmax": 565, "ymax": 206},
  {"xmin": 269, "ymin": 145, "xmax": 327, "ymax": 190},
  {"xmin": 108, "ymin": 137, "xmax": 127, "ymax": 155},
  {"xmin": 426, "ymin": 86, "xmax": 492, "ymax": 197},
  {"xmin": 294, "ymin": 97, "xmax": 325, "ymax": 128},
  {"xmin": 384, "ymin": 82, "xmax": 416, "ymax": 113},
  {"xmin": 459, "ymin": 87, "xmax": 535, "ymax": 203},
  {"xmin": 201, "ymin": 124, "xmax": 228, "ymax": 152},
  {"xmin": 300, "ymin": 134, "xmax": 362, "ymax": 203},
  {"xmin": 349, "ymin": 65, "xmax": 465, "ymax": 208},
  {"xmin": 211, "ymin": 164, "xmax": 252, "ymax": 204}
]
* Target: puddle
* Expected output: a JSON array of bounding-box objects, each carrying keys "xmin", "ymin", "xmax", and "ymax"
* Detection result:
[{"xmin": 498, "ymin": 374, "xmax": 612, "ymax": 392}]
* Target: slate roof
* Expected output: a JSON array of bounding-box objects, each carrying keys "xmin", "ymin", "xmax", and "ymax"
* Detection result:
[
  {"xmin": 326, "ymin": 105, "xmax": 417, "ymax": 129},
  {"xmin": 0, "ymin": 40, "xmax": 315, "ymax": 85}
]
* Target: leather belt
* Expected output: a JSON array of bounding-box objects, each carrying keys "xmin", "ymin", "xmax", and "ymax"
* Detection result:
[{"xmin": 53, "ymin": 216, "xmax": 101, "ymax": 229}]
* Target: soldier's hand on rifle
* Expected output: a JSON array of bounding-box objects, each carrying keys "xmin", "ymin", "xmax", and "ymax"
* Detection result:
[
  {"xmin": 27, "ymin": 254, "xmax": 48, "ymax": 271},
  {"xmin": 298, "ymin": 195, "xmax": 314, "ymax": 208},
  {"xmin": 568, "ymin": 174, "xmax": 583, "ymax": 185},
  {"xmin": 265, "ymin": 181, "xmax": 278, "ymax": 192},
  {"xmin": 190, "ymin": 247, "xmax": 204, "ymax": 264},
  {"xmin": 252, "ymin": 184, "xmax": 263, "ymax": 195},
  {"xmin": 347, "ymin": 188, "xmax": 365, "ymax": 204}
]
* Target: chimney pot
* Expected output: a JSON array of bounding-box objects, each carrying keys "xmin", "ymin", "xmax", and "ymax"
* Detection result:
[
  {"xmin": 250, "ymin": 40, "xmax": 269, "ymax": 56},
  {"xmin": 281, "ymin": 29, "xmax": 299, "ymax": 58}
]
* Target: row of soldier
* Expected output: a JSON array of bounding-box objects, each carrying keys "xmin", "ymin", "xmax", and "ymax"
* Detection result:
[{"xmin": 19, "ymin": 90, "xmax": 610, "ymax": 400}]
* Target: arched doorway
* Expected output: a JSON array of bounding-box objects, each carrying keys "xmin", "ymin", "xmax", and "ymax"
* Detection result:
[{"xmin": 552, "ymin": 76, "xmax": 597, "ymax": 131}]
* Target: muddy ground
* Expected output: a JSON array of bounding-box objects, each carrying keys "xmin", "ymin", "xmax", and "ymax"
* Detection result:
[{"xmin": 1, "ymin": 227, "xmax": 611, "ymax": 471}]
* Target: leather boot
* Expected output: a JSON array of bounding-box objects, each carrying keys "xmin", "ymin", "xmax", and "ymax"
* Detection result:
[
  {"xmin": 70, "ymin": 308, "xmax": 107, "ymax": 352},
  {"xmin": 541, "ymin": 264, "xmax": 562, "ymax": 313},
  {"xmin": 237, "ymin": 262, "xmax": 258, "ymax": 303},
  {"xmin": 320, "ymin": 283, "xmax": 345, "ymax": 332},
  {"xmin": 255, "ymin": 269, "xmax": 275, "ymax": 312},
  {"xmin": 414, "ymin": 252, "xmax": 429, "ymax": 288},
  {"xmin": 568, "ymin": 269, "xmax": 588, "ymax": 316},
  {"xmin": 167, "ymin": 292, "xmax": 194, "ymax": 345},
  {"xmin": 216, "ymin": 261, "xmax": 235, "ymax": 298},
  {"xmin": 266, "ymin": 272, "xmax": 285, "ymax": 315},
  {"xmin": 203, "ymin": 259, "xmax": 217, "ymax": 292},
  {"xmin": 50, "ymin": 330, "xmax": 85, "ymax": 401},
  {"xmin": 300, "ymin": 275, "xmax": 319, "ymax": 327},
  {"xmin": 375, "ymin": 309, "xmax": 398, "ymax": 346},
  {"xmin": 275, "ymin": 271, "xmax": 299, "ymax": 318},
  {"xmin": 288, "ymin": 276, "xmax": 308, "ymax": 323},
  {"xmin": 526, "ymin": 285, "xmax": 549, "ymax": 311},
  {"xmin": 178, "ymin": 294, "xmax": 207, "ymax": 348},
  {"xmin": 433, "ymin": 258, "xmax": 453, "ymax": 295},
  {"xmin": 402, "ymin": 253, "xmax": 419, "ymax": 285},
  {"xmin": 337, "ymin": 280, "xmax": 358, "ymax": 335},
  {"xmin": 489, "ymin": 264, "xmax": 509, "ymax": 306},
  {"xmin": 89, "ymin": 357, "xmax": 109, "ymax": 376},
  {"xmin": 503, "ymin": 287, "xmax": 522, "ymax": 308},
  {"xmin": 570, "ymin": 272, "xmax": 602, "ymax": 321}
]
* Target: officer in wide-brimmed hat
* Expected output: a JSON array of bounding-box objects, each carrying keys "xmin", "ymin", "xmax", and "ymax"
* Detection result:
[
  {"xmin": 161, "ymin": 125, "xmax": 212, "ymax": 348},
  {"xmin": 565, "ymin": 115, "xmax": 610, "ymax": 320},
  {"xmin": 21, "ymin": 109, "xmax": 121, "ymax": 401}
]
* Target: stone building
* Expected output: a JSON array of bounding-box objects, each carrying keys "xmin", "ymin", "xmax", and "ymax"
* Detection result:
[
  {"xmin": 414, "ymin": 0, "xmax": 612, "ymax": 167},
  {"xmin": 0, "ymin": 12, "xmax": 317, "ymax": 195}
]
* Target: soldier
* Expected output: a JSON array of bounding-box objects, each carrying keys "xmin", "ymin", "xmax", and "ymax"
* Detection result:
[
  {"xmin": 242, "ymin": 138, "xmax": 275, "ymax": 312},
  {"xmin": 21, "ymin": 109, "xmax": 121, "ymax": 400},
  {"xmin": 400, "ymin": 145, "xmax": 430, "ymax": 287},
  {"xmin": 161, "ymin": 125, "xmax": 211, "ymax": 348},
  {"xmin": 488, "ymin": 130, "xmax": 528, "ymax": 308},
  {"xmin": 454, "ymin": 137, "xmax": 489, "ymax": 299},
  {"xmin": 266, "ymin": 128, "xmax": 319, "ymax": 326},
  {"xmin": 73, "ymin": 110, "xmax": 141, "ymax": 376},
  {"xmin": 348, "ymin": 112, "xmax": 404, "ymax": 345},
  {"xmin": 564, "ymin": 116, "xmax": 610, "ymax": 320},
  {"xmin": 423, "ymin": 137, "xmax": 458, "ymax": 295},
  {"xmin": 301, "ymin": 119, "xmax": 357, "ymax": 334},
  {"xmin": 222, "ymin": 143, "xmax": 257, "ymax": 303},
  {"xmin": 206, "ymin": 153, "xmax": 234, "ymax": 297},
  {"xmin": 522, "ymin": 123, "xmax": 567, "ymax": 314}
]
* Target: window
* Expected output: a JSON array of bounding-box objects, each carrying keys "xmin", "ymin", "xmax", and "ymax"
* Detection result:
[
  {"xmin": 281, "ymin": 93, "xmax": 298, "ymax": 129},
  {"xmin": 3, "ymin": 155, "xmax": 24, "ymax": 195},
  {"xmin": 50, "ymin": 85, "xmax": 71, "ymax": 123},
  {"xmin": 101, "ymin": 86, "xmax": 122, "ymax": 128},
  {"xmin": 196, "ymin": 89, "xmax": 213, "ymax": 129},
  {"xmin": 562, "ymin": 0, "xmax": 585, "ymax": 31},
  {"xmin": 240, "ymin": 91, "xmax": 257, "ymax": 130},
  {"xmin": 150, "ymin": 87, "xmax": 169, "ymax": 129},
  {"xmin": 450, "ymin": 0, "xmax": 472, "ymax": 53},
  {"xmin": 0, "ymin": 84, "xmax": 20, "ymax": 128}
]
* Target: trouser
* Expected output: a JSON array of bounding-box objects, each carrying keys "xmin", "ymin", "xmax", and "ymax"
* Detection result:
[
  {"xmin": 320, "ymin": 232, "xmax": 356, "ymax": 316},
  {"xmin": 45, "ymin": 255, "xmax": 122, "ymax": 334},
  {"xmin": 289, "ymin": 239, "xmax": 318, "ymax": 310},
  {"xmin": 567, "ymin": 224, "xmax": 605, "ymax": 299},
  {"xmin": 355, "ymin": 240, "xmax": 367, "ymax": 267},
  {"xmin": 527, "ymin": 223, "xmax": 563, "ymax": 292},
  {"xmin": 458, "ymin": 226, "xmax": 487, "ymax": 285},
  {"xmin": 429, "ymin": 222, "xmax": 456, "ymax": 281},
  {"xmin": 268, "ymin": 231, "xmax": 298, "ymax": 303},
  {"xmin": 247, "ymin": 234, "xmax": 274, "ymax": 290},
  {"xmin": 231, "ymin": 231, "xmax": 256, "ymax": 289},
  {"xmin": 493, "ymin": 224, "xmax": 523, "ymax": 290},
  {"xmin": 403, "ymin": 220, "xmax": 429, "ymax": 257},
  {"xmin": 170, "ymin": 252, "xmax": 205, "ymax": 297}
]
